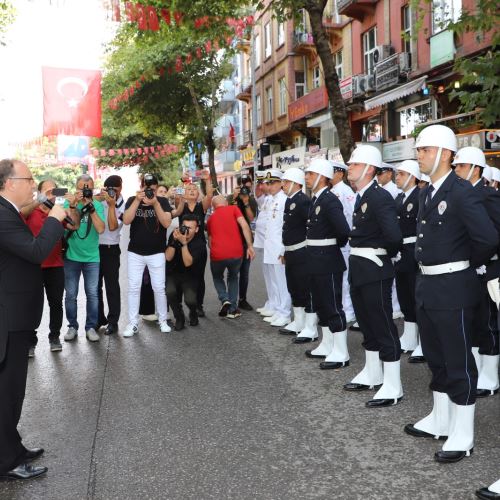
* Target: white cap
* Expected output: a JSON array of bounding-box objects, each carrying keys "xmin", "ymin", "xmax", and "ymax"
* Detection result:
[
  {"xmin": 397, "ymin": 160, "xmax": 421, "ymax": 180},
  {"xmin": 330, "ymin": 160, "xmax": 347, "ymax": 171},
  {"xmin": 281, "ymin": 167, "xmax": 305, "ymax": 185},
  {"xmin": 380, "ymin": 162, "xmax": 396, "ymax": 171},
  {"xmin": 347, "ymin": 145, "xmax": 382, "ymax": 169},
  {"xmin": 452, "ymin": 147, "xmax": 487, "ymax": 169},
  {"xmin": 305, "ymin": 158, "xmax": 333, "ymax": 179},
  {"xmin": 482, "ymin": 165, "xmax": 493, "ymax": 183},
  {"xmin": 491, "ymin": 167, "xmax": 500, "ymax": 183},
  {"xmin": 263, "ymin": 169, "xmax": 283, "ymax": 182},
  {"xmin": 415, "ymin": 125, "xmax": 457, "ymax": 152},
  {"xmin": 420, "ymin": 174, "xmax": 430, "ymax": 183},
  {"xmin": 255, "ymin": 170, "xmax": 266, "ymax": 181}
]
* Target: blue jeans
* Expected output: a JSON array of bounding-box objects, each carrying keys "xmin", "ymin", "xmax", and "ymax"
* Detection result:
[
  {"xmin": 210, "ymin": 258, "xmax": 242, "ymax": 312},
  {"xmin": 64, "ymin": 259, "xmax": 100, "ymax": 331}
]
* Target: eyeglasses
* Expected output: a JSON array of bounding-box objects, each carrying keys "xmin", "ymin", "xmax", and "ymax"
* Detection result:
[{"xmin": 9, "ymin": 177, "xmax": 34, "ymax": 182}]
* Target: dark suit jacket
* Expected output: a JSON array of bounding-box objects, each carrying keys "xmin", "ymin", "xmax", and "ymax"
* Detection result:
[
  {"xmin": 349, "ymin": 182, "xmax": 402, "ymax": 286},
  {"xmin": 395, "ymin": 187, "xmax": 420, "ymax": 274},
  {"xmin": 283, "ymin": 191, "xmax": 310, "ymax": 266},
  {"xmin": 414, "ymin": 171, "xmax": 498, "ymax": 309},
  {"xmin": 305, "ymin": 188, "xmax": 350, "ymax": 275},
  {"xmin": 0, "ymin": 196, "xmax": 64, "ymax": 362}
]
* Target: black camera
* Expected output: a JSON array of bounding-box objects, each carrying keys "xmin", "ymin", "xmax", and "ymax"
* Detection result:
[
  {"xmin": 82, "ymin": 184, "xmax": 93, "ymax": 199},
  {"xmin": 144, "ymin": 174, "xmax": 155, "ymax": 199},
  {"xmin": 179, "ymin": 224, "xmax": 190, "ymax": 235},
  {"xmin": 81, "ymin": 202, "xmax": 95, "ymax": 215},
  {"xmin": 240, "ymin": 185, "xmax": 251, "ymax": 196},
  {"xmin": 106, "ymin": 187, "xmax": 116, "ymax": 198}
]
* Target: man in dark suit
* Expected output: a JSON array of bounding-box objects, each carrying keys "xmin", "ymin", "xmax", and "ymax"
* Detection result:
[
  {"xmin": 343, "ymin": 145, "xmax": 403, "ymax": 408},
  {"xmin": 404, "ymin": 126, "xmax": 498, "ymax": 464},
  {"xmin": 0, "ymin": 159, "xmax": 66, "ymax": 480}
]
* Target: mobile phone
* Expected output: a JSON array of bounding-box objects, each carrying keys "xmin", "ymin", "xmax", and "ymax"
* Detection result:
[
  {"xmin": 175, "ymin": 187, "xmax": 185, "ymax": 195},
  {"xmin": 52, "ymin": 188, "xmax": 68, "ymax": 196}
]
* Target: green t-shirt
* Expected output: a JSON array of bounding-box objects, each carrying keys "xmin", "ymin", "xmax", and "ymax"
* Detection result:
[{"xmin": 64, "ymin": 200, "xmax": 105, "ymax": 263}]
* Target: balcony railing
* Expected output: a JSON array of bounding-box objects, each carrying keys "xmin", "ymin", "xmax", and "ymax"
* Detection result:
[
  {"xmin": 336, "ymin": 0, "xmax": 378, "ymax": 21},
  {"xmin": 293, "ymin": 31, "xmax": 315, "ymax": 55},
  {"xmin": 235, "ymin": 77, "xmax": 252, "ymax": 103}
]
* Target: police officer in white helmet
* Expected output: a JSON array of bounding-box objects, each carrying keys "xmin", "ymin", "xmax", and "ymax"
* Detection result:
[
  {"xmin": 404, "ymin": 125, "xmax": 498, "ymax": 463},
  {"xmin": 377, "ymin": 162, "xmax": 402, "ymax": 199},
  {"xmin": 452, "ymin": 146, "xmax": 500, "ymax": 398},
  {"xmin": 343, "ymin": 145, "xmax": 404, "ymax": 407}
]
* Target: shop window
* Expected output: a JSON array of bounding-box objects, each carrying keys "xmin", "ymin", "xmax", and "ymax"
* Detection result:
[
  {"xmin": 363, "ymin": 27, "xmax": 377, "ymax": 75},
  {"xmin": 362, "ymin": 116, "xmax": 383, "ymax": 142},
  {"xmin": 399, "ymin": 100, "xmax": 432, "ymax": 137}
]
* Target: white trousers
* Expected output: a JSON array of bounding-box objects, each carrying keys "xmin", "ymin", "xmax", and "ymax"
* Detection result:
[
  {"xmin": 128, "ymin": 251, "xmax": 168, "ymax": 325},
  {"xmin": 263, "ymin": 262, "xmax": 291, "ymax": 318},
  {"xmin": 341, "ymin": 249, "xmax": 354, "ymax": 320}
]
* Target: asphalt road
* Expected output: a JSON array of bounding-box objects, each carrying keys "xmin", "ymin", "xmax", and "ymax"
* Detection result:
[{"xmin": 0, "ymin": 247, "xmax": 498, "ymax": 500}]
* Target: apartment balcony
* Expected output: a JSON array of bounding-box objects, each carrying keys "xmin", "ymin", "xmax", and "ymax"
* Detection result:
[
  {"xmin": 234, "ymin": 37, "xmax": 251, "ymax": 53},
  {"xmin": 237, "ymin": 130, "xmax": 253, "ymax": 148},
  {"xmin": 235, "ymin": 77, "xmax": 252, "ymax": 103},
  {"xmin": 336, "ymin": 0, "xmax": 378, "ymax": 21},
  {"xmin": 322, "ymin": 0, "xmax": 346, "ymax": 34},
  {"xmin": 293, "ymin": 31, "xmax": 315, "ymax": 56}
]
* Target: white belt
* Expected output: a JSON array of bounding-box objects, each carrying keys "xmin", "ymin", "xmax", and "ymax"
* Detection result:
[
  {"xmin": 350, "ymin": 247, "xmax": 388, "ymax": 267},
  {"xmin": 403, "ymin": 236, "xmax": 417, "ymax": 244},
  {"xmin": 306, "ymin": 238, "xmax": 337, "ymax": 247},
  {"xmin": 284, "ymin": 241, "xmax": 306, "ymax": 252},
  {"xmin": 418, "ymin": 260, "xmax": 470, "ymax": 275},
  {"xmin": 491, "ymin": 254, "xmax": 498, "ymax": 261}
]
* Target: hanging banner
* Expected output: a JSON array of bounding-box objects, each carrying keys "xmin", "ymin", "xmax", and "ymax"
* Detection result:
[{"xmin": 272, "ymin": 146, "xmax": 306, "ymax": 171}]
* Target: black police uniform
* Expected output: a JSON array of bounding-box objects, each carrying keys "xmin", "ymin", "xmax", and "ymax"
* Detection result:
[
  {"xmin": 394, "ymin": 187, "xmax": 420, "ymax": 324},
  {"xmin": 282, "ymin": 190, "xmax": 311, "ymax": 311},
  {"xmin": 306, "ymin": 187, "xmax": 350, "ymax": 335},
  {"xmin": 415, "ymin": 171, "xmax": 498, "ymax": 406},
  {"xmin": 349, "ymin": 181, "xmax": 403, "ymax": 362}
]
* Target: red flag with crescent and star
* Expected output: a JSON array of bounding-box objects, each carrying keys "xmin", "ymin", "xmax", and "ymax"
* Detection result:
[{"xmin": 42, "ymin": 67, "xmax": 102, "ymax": 137}]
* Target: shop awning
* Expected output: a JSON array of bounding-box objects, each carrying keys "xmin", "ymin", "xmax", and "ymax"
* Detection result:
[{"xmin": 364, "ymin": 76, "xmax": 427, "ymax": 111}]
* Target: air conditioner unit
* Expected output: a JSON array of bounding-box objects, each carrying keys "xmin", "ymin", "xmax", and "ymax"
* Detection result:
[
  {"xmin": 373, "ymin": 45, "xmax": 393, "ymax": 65},
  {"xmin": 359, "ymin": 74, "xmax": 376, "ymax": 93},
  {"xmin": 352, "ymin": 75, "xmax": 364, "ymax": 97},
  {"xmin": 398, "ymin": 52, "xmax": 412, "ymax": 73}
]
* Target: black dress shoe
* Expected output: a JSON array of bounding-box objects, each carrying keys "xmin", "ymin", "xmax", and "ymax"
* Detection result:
[
  {"xmin": 343, "ymin": 383, "xmax": 380, "ymax": 392},
  {"xmin": 293, "ymin": 337, "xmax": 316, "ymax": 344},
  {"xmin": 0, "ymin": 463, "xmax": 47, "ymax": 480},
  {"xmin": 279, "ymin": 328, "xmax": 296, "ymax": 336},
  {"xmin": 404, "ymin": 424, "xmax": 447, "ymax": 440},
  {"xmin": 174, "ymin": 316, "xmax": 185, "ymax": 331},
  {"xmin": 476, "ymin": 388, "xmax": 499, "ymax": 398},
  {"xmin": 189, "ymin": 312, "xmax": 199, "ymax": 327},
  {"xmin": 238, "ymin": 299, "xmax": 253, "ymax": 311},
  {"xmin": 23, "ymin": 448, "xmax": 44, "ymax": 462},
  {"xmin": 366, "ymin": 397, "xmax": 403, "ymax": 407},
  {"xmin": 434, "ymin": 449, "xmax": 473, "ymax": 463},
  {"xmin": 476, "ymin": 487, "xmax": 500, "ymax": 499},
  {"xmin": 350, "ymin": 324, "xmax": 362, "ymax": 332},
  {"xmin": 319, "ymin": 360, "xmax": 350, "ymax": 370},
  {"xmin": 305, "ymin": 349, "xmax": 325, "ymax": 358},
  {"xmin": 104, "ymin": 324, "xmax": 117, "ymax": 335},
  {"xmin": 408, "ymin": 355, "xmax": 426, "ymax": 363},
  {"xmin": 196, "ymin": 307, "xmax": 205, "ymax": 318}
]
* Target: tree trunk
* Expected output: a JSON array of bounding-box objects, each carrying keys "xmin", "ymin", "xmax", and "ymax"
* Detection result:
[
  {"xmin": 205, "ymin": 128, "xmax": 218, "ymax": 190},
  {"xmin": 306, "ymin": 1, "xmax": 355, "ymax": 162}
]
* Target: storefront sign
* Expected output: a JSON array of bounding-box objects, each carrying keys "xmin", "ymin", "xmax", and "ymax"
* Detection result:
[
  {"xmin": 272, "ymin": 146, "xmax": 306, "ymax": 170},
  {"xmin": 328, "ymin": 147, "xmax": 343, "ymax": 162},
  {"xmin": 430, "ymin": 30, "xmax": 455, "ymax": 68},
  {"xmin": 340, "ymin": 77, "xmax": 352, "ymax": 100},
  {"xmin": 382, "ymin": 138, "xmax": 416, "ymax": 162},
  {"xmin": 456, "ymin": 130, "xmax": 500, "ymax": 150},
  {"xmin": 241, "ymin": 147, "xmax": 256, "ymax": 162},
  {"xmin": 288, "ymin": 86, "xmax": 329, "ymax": 122}
]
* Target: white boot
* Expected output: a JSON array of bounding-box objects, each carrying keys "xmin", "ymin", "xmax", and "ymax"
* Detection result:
[
  {"xmin": 307, "ymin": 326, "xmax": 334, "ymax": 357},
  {"xmin": 441, "ymin": 403, "xmax": 475, "ymax": 454},
  {"xmin": 348, "ymin": 350, "xmax": 383, "ymax": 388},
  {"xmin": 477, "ymin": 354, "xmax": 500, "ymax": 393},
  {"xmin": 371, "ymin": 360, "xmax": 403, "ymax": 401},
  {"xmin": 263, "ymin": 313, "xmax": 279, "ymax": 323},
  {"xmin": 487, "ymin": 478, "xmax": 500, "ymax": 494},
  {"xmin": 471, "ymin": 346, "xmax": 482, "ymax": 372},
  {"xmin": 281, "ymin": 307, "xmax": 305, "ymax": 333},
  {"xmin": 400, "ymin": 321, "xmax": 418, "ymax": 352},
  {"xmin": 409, "ymin": 339, "xmax": 425, "ymax": 363},
  {"xmin": 260, "ymin": 309, "xmax": 276, "ymax": 317},
  {"xmin": 413, "ymin": 391, "xmax": 450, "ymax": 438},
  {"xmin": 294, "ymin": 313, "xmax": 318, "ymax": 342},
  {"xmin": 322, "ymin": 330, "xmax": 349, "ymax": 364}
]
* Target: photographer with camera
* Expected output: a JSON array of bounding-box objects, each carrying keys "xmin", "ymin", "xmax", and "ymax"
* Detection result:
[
  {"xmin": 165, "ymin": 214, "xmax": 206, "ymax": 330},
  {"xmin": 63, "ymin": 174, "xmax": 105, "ymax": 343},
  {"xmin": 95, "ymin": 175, "xmax": 125, "ymax": 336},
  {"xmin": 122, "ymin": 173, "xmax": 172, "ymax": 337}
]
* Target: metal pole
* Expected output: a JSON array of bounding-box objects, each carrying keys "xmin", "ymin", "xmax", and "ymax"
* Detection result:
[{"xmin": 251, "ymin": 27, "xmax": 258, "ymax": 174}]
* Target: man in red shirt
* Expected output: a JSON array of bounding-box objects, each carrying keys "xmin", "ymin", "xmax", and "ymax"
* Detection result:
[
  {"xmin": 25, "ymin": 179, "xmax": 65, "ymax": 354},
  {"xmin": 207, "ymin": 196, "xmax": 255, "ymax": 318}
]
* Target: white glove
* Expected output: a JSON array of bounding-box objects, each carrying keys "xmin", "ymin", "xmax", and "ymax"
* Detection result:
[
  {"xmin": 476, "ymin": 265, "xmax": 487, "ymax": 275},
  {"xmin": 391, "ymin": 252, "xmax": 401, "ymax": 264}
]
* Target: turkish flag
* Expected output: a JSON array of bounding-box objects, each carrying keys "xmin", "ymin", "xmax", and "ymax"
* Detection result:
[{"xmin": 43, "ymin": 67, "xmax": 102, "ymax": 137}]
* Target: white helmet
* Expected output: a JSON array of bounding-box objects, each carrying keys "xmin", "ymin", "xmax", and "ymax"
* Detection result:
[
  {"xmin": 397, "ymin": 160, "xmax": 421, "ymax": 180},
  {"xmin": 491, "ymin": 167, "xmax": 500, "ymax": 183},
  {"xmin": 420, "ymin": 173, "xmax": 430, "ymax": 183},
  {"xmin": 380, "ymin": 162, "xmax": 396, "ymax": 171},
  {"xmin": 282, "ymin": 167, "xmax": 305, "ymax": 185},
  {"xmin": 482, "ymin": 165, "xmax": 493, "ymax": 183},
  {"xmin": 330, "ymin": 160, "xmax": 347, "ymax": 171},
  {"xmin": 452, "ymin": 147, "xmax": 487, "ymax": 168},
  {"xmin": 305, "ymin": 158, "xmax": 333, "ymax": 179},
  {"xmin": 415, "ymin": 125, "xmax": 457, "ymax": 152},
  {"xmin": 347, "ymin": 145, "xmax": 382, "ymax": 169}
]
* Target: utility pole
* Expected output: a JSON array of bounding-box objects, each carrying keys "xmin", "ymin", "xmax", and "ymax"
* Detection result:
[{"xmin": 251, "ymin": 26, "xmax": 258, "ymax": 174}]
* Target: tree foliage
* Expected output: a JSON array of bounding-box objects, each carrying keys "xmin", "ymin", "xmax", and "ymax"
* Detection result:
[{"xmin": 0, "ymin": 1, "xmax": 15, "ymax": 46}]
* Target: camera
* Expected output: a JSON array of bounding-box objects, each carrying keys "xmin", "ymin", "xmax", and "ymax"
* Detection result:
[
  {"xmin": 81, "ymin": 202, "xmax": 95, "ymax": 215},
  {"xmin": 82, "ymin": 184, "xmax": 93, "ymax": 199},
  {"xmin": 144, "ymin": 174, "xmax": 155, "ymax": 199},
  {"xmin": 105, "ymin": 187, "xmax": 116, "ymax": 198},
  {"xmin": 240, "ymin": 185, "xmax": 251, "ymax": 196},
  {"xmin": 175, "ymin": 187, "xmax": 185, "ymax": 196},
  {"xmin": 179, "ymin": 224, "xmax": 190, "ymax": 235}
]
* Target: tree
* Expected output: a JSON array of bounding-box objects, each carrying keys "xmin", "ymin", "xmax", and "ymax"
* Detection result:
[{"xmin": 0, "ymin": 1, "xmax": 15, "ymax": 46}]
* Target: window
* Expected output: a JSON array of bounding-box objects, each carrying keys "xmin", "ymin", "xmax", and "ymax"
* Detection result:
[
  {"xmin": 399, "ymin": 100, "xmax": 433, "ymax": 137},
  {"xmin": 264, "ymin": 22, "xmax": 272, "ymax": 58},
  {"xmin": 363, "ymin": 27, "xmax": 377, "ymax": 74},
  {"xmin": 362, "ymin": 116, "xmax": 383, "ymax": 142},
  {"xmin": 402, "ymin": 5, "xmax": 413, "ymax": 56},
  {"xmin": 266, "ymin": 86, "xmax": 273, "ymax": 121},
  {"xmin": 312, "ymin": 66, "xmax": 321, "ymax": 89},
  {"xmin": 334, "ymin": 50, "xmax": 343, "ymax": 80},
  {"xmin": 277, "ymin": 22, "xmax": 285, "ymax": 46},
  {"xmin": 256, "ymin": 94, "xmax": 262, "ymax": 127},
  {"xmin": 255, "ymin": 33, "xmax": 261, "ymax": 67},
  {"xmin": 279, "ymin": 78, "xmax": 287, "ymax": 115},
  {"xmin": 432, "ymin": 0, "xmax": 461, "ymax": 34},
  {"xmin": 295, "ymin": 71, "xmax": 305, "ymax": 99}
]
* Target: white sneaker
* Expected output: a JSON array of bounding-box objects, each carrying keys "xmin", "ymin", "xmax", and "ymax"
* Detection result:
[
  {"xmin": 142, "ymin": 314, "xmax": 158, "ymax": 321},
  {"xmin": 159, "ymin": 320, "xmax": 171, "ymax": 333},
  {"xmin": 64, "ymin": 327, "xmax": 78, "ymax": 341},
  {"xmin": 123, "ymin": 324, "xmax": 139, "ymax": 337},
  {"xmin": 86, "ymin": 328, "xmax": 100, "ymax": 342}
]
